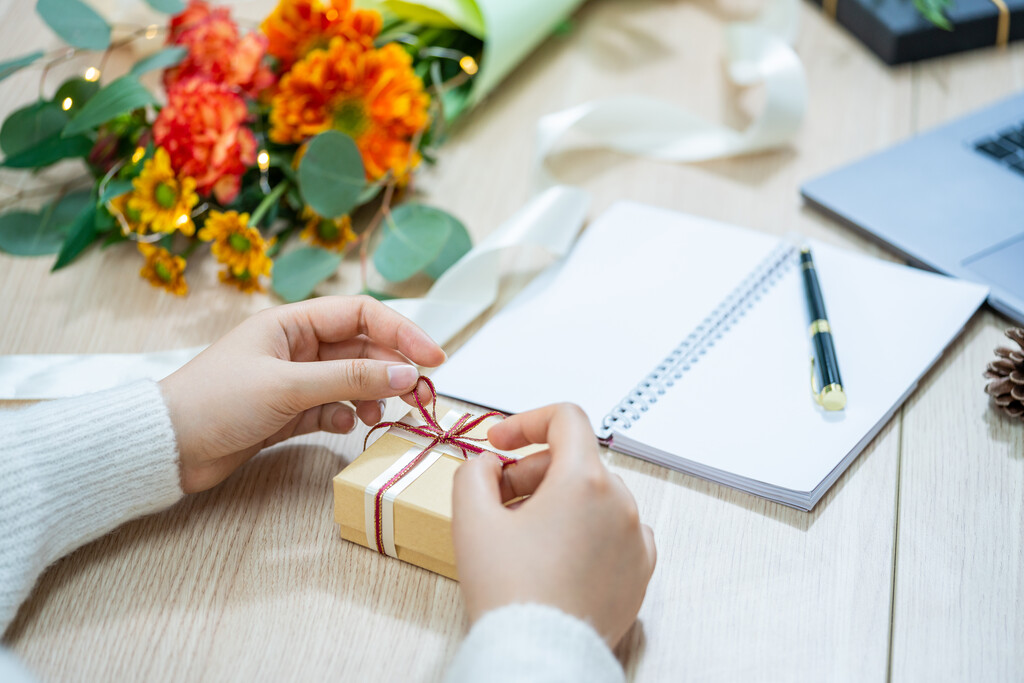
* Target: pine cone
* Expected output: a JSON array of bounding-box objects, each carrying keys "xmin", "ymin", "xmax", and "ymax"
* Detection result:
[{"xmin": 984, "ymin": 327, "xmax": 1024, "ymax": 421}]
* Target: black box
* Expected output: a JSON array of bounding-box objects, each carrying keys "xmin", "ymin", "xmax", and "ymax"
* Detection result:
[{"xmin": 808, "ymin": 0, "xmax": 1024, "ymax": 64}]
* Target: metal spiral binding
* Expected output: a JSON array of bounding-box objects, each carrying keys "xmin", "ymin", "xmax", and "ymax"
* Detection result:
[{"xmin": 598, "ymin": 241, "xmax": 798, "ymax": 439}]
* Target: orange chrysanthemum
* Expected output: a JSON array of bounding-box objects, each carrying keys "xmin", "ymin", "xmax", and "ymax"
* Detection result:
[
  {"xmin": 165, "ymin": 0, "xmax": 274, "ymax": 95},
  {"xmin": 153, "ymin": 78, "xmax": 257, "ymax": 204},
  {"xmin": 261, "ymin": 0, "xmax": 381, "ymax": 71},
  {"xmin": 269, "ymin": 40, "xmax": 429, "ymax": 182},
  {"xmin": 138, "ymin": 242, "xmax": 188, "ymax": 296},
  {"xmin": 300, "ymin": 207, "xmax": 356, "ymax": 251}
]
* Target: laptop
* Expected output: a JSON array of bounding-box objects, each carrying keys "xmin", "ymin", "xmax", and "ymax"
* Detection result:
[{"xmin": 801, "ymin": 92, "xmax": 1024, "ymax": 326}]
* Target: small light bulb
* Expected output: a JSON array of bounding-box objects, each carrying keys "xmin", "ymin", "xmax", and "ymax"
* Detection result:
[
  {"xmin": 61, "ymin": 97, "xmax": 73, "ymax": 111},
  {"xmin": 257, "ymin": 150, "xmax": 270, "ymax": 171},
  {"xmin": 84, "ymin": 67, "xmax": 100, "ymax": 82},
  {"xmin": 132, "ymin": 147, "xmax": 146, "ymax": 164},
  {"xmin": 325, "ymin": 8, "xmax": 339, "ymax": 21},
  {"xmin": 459, "ymin": 55, "xmax": 479, "ymax": 76},
  {"xmin": 176, "ymin": 214, "xmax": 189, "ymax": 226},
  {"xmin": 145, "ymin": 24, "xmax": 159, "ymax": 40}
]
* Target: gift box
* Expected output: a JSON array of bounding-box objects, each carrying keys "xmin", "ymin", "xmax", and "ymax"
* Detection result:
[
  {"xmin": 333, "ymin": 382, "xmax": 542, "ymax": 579},
  {"xmin": 809, "ymin": 0, "xmax": 1024, "ymax": 64}
]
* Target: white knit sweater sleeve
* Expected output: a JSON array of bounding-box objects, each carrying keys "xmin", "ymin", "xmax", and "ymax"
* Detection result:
[
  {"xmin": 445, "ymin": 603, "xmax": 626, "ymax": 683},
  {"xmin": 0, "ymin": 380, "xmax": 184, "ymax": 633}
]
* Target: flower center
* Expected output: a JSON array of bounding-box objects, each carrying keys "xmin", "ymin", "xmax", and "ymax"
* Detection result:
[
  {"xmin": 155, "ymin": 182, "xmax": 178, "ymax": 209},
  {"xmin": 332, "ymin": 99, "xmax": 369, "ymax": 138},
  {"xmin": 125, "ymin": 205, "xmax": 143, "ymax": 223},
  {"xmin": 229, "ymin": 233, "xmax": 252, "ymax": 252},
  {"xmin": 317, "ymin": 219, "xmax": 340, "ymax": 242},
  {"xmin": 154, "ymin": 261, "xmax": 173, "ymax": 283},
  {"xmin": 236, "ymin": 269, "xmax": 252, "ymax": 281}
]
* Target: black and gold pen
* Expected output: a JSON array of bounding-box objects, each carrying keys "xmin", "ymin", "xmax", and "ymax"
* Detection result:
[{"xmin": 800, "ymin": 247, "xmax": 847, "ymax": 411}]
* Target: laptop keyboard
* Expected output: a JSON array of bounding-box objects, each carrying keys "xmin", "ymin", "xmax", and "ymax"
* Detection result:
[{"xmin": 974, "ymin": 124, "xmax": 1024, "ymax": 176}]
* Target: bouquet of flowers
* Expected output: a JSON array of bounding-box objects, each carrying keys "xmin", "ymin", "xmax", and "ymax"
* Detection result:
[{"xmin": 0, "ymin": 0, "xmax": 498, "ymax": 300}]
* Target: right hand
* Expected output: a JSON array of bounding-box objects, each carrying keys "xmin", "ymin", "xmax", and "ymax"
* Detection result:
[{"xmin": 451, "ymin": 403, "xmax": 656, "ymax": 648}]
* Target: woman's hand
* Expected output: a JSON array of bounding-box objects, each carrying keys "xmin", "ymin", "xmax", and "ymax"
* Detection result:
[
  {"xmin": 160, "ymin": 295, "xmax": 445, "ymax": 494},
  {"xmin": 452, "ymin": 403, "xmax": 656, "ymax": 648}
]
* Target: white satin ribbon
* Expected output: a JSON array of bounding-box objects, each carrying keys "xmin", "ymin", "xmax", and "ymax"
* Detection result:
[{"xmin": 535, "ymin": 0, "xmax": 804, "ymax": 189}]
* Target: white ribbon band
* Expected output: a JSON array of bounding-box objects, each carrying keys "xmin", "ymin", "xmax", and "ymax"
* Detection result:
[{"xmin": 364, "ymin": 411, "xmax": 508, "ymax": 558}]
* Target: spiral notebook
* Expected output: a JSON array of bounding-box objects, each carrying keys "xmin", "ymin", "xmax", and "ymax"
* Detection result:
[{"xmin": 430, "ymin": 202, "xmax": 989, "ymax": 510}]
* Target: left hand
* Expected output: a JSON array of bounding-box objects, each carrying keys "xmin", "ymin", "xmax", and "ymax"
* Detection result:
[{"xmin": 159, "ymin": 295, "xmax": 446, "ymax": 494}]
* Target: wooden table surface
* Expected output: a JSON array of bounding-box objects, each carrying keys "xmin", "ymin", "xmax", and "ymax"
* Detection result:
[{"xmin": 2, "ymin": 1, "xmax": 1022, "ymax": 680}]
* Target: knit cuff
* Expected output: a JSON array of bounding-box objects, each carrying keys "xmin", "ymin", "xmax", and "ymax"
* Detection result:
[
  {"xmin": 445, "ymin": 603, "xmax": 625, "ymax": 683},
  {"xmin": 1, "ymin": 380, "xmax": 183, "ymax": 631}
]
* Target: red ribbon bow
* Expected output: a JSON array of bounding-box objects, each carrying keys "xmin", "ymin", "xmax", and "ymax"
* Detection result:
[{"xmin": 363, "ymin": 376, "xmax": 515, "ymax": 555}]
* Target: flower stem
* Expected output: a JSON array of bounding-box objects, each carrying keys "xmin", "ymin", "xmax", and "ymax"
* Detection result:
[{"xmin": 248, "ymin": 181, "xmax": 290, "ymax": 228}]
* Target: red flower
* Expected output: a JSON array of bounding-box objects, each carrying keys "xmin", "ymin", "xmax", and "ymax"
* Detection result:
[
  {"xmin": 165, "ymin": 0, "xmax": 274, "ymax": 96},
  {"xmin": 153, "ymin": 78, "xmax": 257, "ymax": 204}
]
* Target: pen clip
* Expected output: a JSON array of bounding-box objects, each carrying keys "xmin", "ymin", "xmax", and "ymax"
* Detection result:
[{"xmin": 809, "ymin": 356, "xmax": 823, "ymax": 406}]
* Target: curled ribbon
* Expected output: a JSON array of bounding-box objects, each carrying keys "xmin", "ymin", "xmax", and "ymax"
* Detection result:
[{"xmin": 363, "ymin": 376, "xmax": 514, "ymax": 555}]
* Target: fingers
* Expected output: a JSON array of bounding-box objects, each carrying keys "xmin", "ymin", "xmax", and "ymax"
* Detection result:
[
  {"xmin": 318, "ymin": 336, "xmax": 411, "ymax": 365},
  {"xmin": 280, "ymin": 296, "xmax": 446, "ymax": 368},
  {"xmin": 453, "ymin": 454, "xmax": 506, "ymax": 527},
  {"xmin": 498, "ymin": 451, "xmax": 551, "ymax": 502},
  {"xmin": 641, "ymin": 524, "xmax": 657, "ymax": 575},
  {"xmin": 487, "ymin": 403, "xmax": 599, "ymax": 477},
  {"xmin": 282, "ymin": 358, "xmax": 421, "ymax": 410}
]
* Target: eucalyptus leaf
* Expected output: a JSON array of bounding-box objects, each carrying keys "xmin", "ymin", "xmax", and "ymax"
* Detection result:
[
  {"xmin": 423, "ymin": 212, "xmax": 471, "ymax": 279},
  {"xmin": 129, "ymin": 46, "xmax": 188, "ymax": 77},
  {"xmin": 0, "ymin": 211, "xmax": 63, "ymax": 255},
  {"xmin": 298, "ymin": 131, "xmax": 365, "ymax": 219},
  {"xmin": 36, "ymin": 0, "xmax": 111, "ymax": 51},
  {"xmin": 52, "ymin": 201, "xmax": 98, "ymax": 271},
  {"xmin": 1, "ymin": 134, "xmax": 93, "ymax": 168},
  {"xmin": 55, "ymin": 77, "xmax": 101, "ymax": 109},
  {"xmin": 63, "ymin": 76, "xmax": 156, "ymax": 137},
  {"xmin": 0, "ymin": 51, "xmax": 44, "ymax": 83},
  {"xmin": 271, "ymin": 247, "xmax": 343, "ymax": 302},
  {"xmin": 99, "ymin": 179, "xmax": 133, "ymax": 203},
  {"xmin": 373, "ymin": 203, "xmax": 465, "ymax": 282},
  {"xmin": 145, "ymin": 0, "xmax": 187, "ymax": 12},
  {"xmin": 51, "ymin": 189, "xmax": 93, "ymax": 232},
  {"xmin": 0, "ymin": 101, "xmax": 68, "ymax": 156}
]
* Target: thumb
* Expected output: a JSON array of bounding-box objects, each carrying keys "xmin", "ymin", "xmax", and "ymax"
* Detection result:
[
  {"xmin": 452, "ymin": 454, "xmax": 506, "ymax": 533},
  {"xmin": 283, "ymin": 359, "xmax": 420, "ymax": 408}
]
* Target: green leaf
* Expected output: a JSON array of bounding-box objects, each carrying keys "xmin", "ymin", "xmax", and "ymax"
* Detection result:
[
  {"xmin": 63, "ymin": 76, "xmax": 156, "ymax": 137},
  {"xmin": 99, "ymin": 179, "xmax": 133, "ymax": 203},
  {"xmin": 373, "ymin": 203, "xmax": 468, "ymax": 282},
  {"xmin": 271, "ymin": 247, "xmax": 343, "ymax": 303},
  {"xmin": 145, "ymin": 0, "xmax": 187, "ymax": 12},
  {"xmin": 0, "ymin": 51, "xmax": 44, "ymax": 83},
  {"xmin": 129, "ymin": 46, "xmax": 188, "ymax": 77},
  {"xmin": 0, "ymin": 100, "xmax": 68, "ymax": 156},
  {"xmin": 52, "ymin": 201, "xmax": 98, "ymax": 270},
  {"xmin": 912, "ymin": 0, "xmax": 953, "ymax": 29},
  {"xmin": 51, "ymin": 189, "xmax": 93, "ymax": 232},
  {"xmin": 0, "ymin": 211, "xmax": 63, "ymax": 255},
  {"xmin": 55, "ymin": 77, "xmax": 101, "ymax": 109},
  {"xmin": 298, "ymin": 131, "xmax": 365, "ymax": 219},
  {"xmin": 1, "ymin": 134, "xmax": 93, "ymax": 168},
  {"xmin": 423, "ymin": 212, "xmax": 471, "ymax": 279},
  {"xmin": 36, "ymin": 0, "xmax": 111, "ymax": 50}
]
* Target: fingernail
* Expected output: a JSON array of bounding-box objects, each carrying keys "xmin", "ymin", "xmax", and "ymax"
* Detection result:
[
  {"xmin": 377, "ymin": 399, "xmax": 387, "ymax": 418},
  {"xmin": 387, "ymin": 364, "xmax": 418, "ymax": 390},
  {"xmin": 341, "ymin": 416, "xmax": 357, "ymax": 434}
]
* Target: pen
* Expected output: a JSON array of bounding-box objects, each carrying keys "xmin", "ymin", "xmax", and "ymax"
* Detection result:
[{"xmin": 800, "ymin": 247, "xmax": 847, "ymax": 411}]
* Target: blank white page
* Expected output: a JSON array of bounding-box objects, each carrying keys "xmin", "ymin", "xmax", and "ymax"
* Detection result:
[
  {"xmin": 431, "ymin": 201, "xmax": 779, "ymax": 430},
  {"xmin": 625, "ymin": 239, "xmax": 989, "ymax": 493}
]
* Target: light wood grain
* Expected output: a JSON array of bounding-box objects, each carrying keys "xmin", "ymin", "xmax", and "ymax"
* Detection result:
[{"xmin": 1, "ymin": 0, "xmax": 1022, "ymax": 681}]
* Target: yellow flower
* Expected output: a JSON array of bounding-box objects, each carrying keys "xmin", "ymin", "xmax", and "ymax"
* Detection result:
[
  {"xmin": 138, "ymin": 242, "xmax": 188, "ymax": 296},
  {"xmin": 198, "ymin": 210, "xmax": 273, "ymax": 290},
  {"xmin": 128, "ymin": 147, "xmax": 199, "ymax": 236},
  {"xmin": 300, "ymin": 207, "xmax": 356, "ymax": 251},
  {"xmin": 269, "ymin": 39, "xmax": 429, "ymax": 182},
  {"xmin": 218, "ymin": 268, "xmax": 266, "ymax": 293},
  {"xmin": 108, "ymin": 194, "xmax": 145, "ymax": 234}
]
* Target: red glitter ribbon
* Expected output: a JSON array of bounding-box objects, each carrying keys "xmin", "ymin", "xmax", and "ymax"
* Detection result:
[{"xmin": 363, "ymin": 376, "xmax": 515, "ymax": 555}]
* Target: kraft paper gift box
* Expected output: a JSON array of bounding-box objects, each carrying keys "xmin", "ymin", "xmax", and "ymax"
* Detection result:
[{"xmin": 333, "ymin": 399, "xmax": 542, "ymax": 580}]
